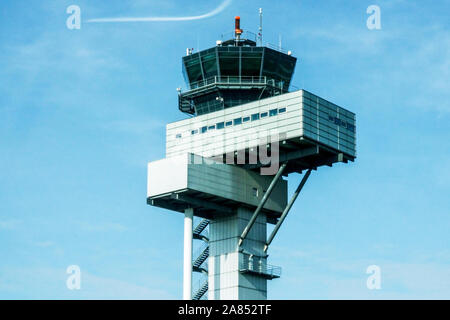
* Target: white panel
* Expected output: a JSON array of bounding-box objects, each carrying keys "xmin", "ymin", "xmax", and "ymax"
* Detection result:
[
  {"xmin": 147, "ymin": 155, "xmax": 188, "ymax": 197},
  {"xmin": 166, "ymin": 90, "xmax": 356, "ymax": 159}
]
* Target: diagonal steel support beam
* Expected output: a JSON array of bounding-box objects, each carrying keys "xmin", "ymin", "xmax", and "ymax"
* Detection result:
[
  {"xmin": 238, "ymin": 163, "xmax": 287, "ymax": 247},
  {"xmin": 264, "ymin": 169, "xmax": 312, "ymax": 253}
]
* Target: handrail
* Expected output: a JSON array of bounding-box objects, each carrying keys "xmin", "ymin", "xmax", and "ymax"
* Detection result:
[
  {"xmin": 188, "ymin": 76, "xmax": 288, "ymax": 91},
  {"xmin": 192, "ymin": 279, "xmax": 208, "ymax": 300},
  {"xmin": 193, "ymin": 242, "xmax": 209, "ymax": 261},
  {"xmin": 239, "ymin": 253, "xmax": 281, "ymax": 278},
  {"xmin": 220, "ymin": 31, "xmax": 257, "ymax": 43},
  {"xmin": 264, "ymin": 42, "xmax": 289, "ymax": 54}
]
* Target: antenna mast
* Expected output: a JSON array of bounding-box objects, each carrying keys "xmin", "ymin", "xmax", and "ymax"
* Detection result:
[
  {"xmin": 258, "ymin": 8, "xmax": 263, "ymax": 46},
  {"xmin": 235, "ymin": 16, "xmax": 243, "ymax": 45}
]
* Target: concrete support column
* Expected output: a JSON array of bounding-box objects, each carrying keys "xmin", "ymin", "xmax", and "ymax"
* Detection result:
[
  {"xmin": 208, "ymin": 208, "xmax": 267, "ymax": 300},
  {"xmin": 183, "ymin": 208, "xmax": 194, "ymax": 300}
]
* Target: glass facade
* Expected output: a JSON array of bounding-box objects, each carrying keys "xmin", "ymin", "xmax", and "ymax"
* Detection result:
[
  {"xmin": 181, "ymin": 45, "xmax": 297, "ymax": 116},
  {"xmin": 262, "ymin": 49, "xmax": 295, "ymax": 91},
  {"xmin": 182, "ymin": 47, "xmax": 295, "ymax": 88}
]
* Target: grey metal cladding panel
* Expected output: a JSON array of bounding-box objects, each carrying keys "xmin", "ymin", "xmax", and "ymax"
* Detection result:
[
  {"xmin": 303, "ymin": 106, "xmax": 355, "ymax": 136},
  {"xmin": 189, "ymin": 172, "xmax": 245, "ymax": 200},
  {"xmin": 302, "ymin": 92, "xmax": 355, "ymax": 122},
  {"xmin": 318, "ymin": 131, "xmax": 339, "ymax": 144},
  {"xmin": 186, "ymin": 160, "xmax": 287, "ymax": 212},
  {"xmin": 340, "ymin": 134, "xmax": 356, "ymax": 146},
  {"xmin": 320, "ymin": 106, "xmax": 354, "ymax": 125},
  {"xmin": 301, "ymin": 103, "xmax": 317, "ymax": 114},
  {"xmin": 301, "ymin": 90, "xmax": 315, "ymax": 100},
  {"xmin": 338, "ymin": 137, "xmax": 356, "ymax": 148},
  {"xmin": 301, "ymin": 105, "xmax": 356, "ymax": 153},
  {"xmin": 236, "ymin": 218, "xmax": 266, "ymax": 243},
  {"xmin": 242, "ymin": 169, "xmax": 287, "ymax": 212},
  {"xmin": 304, "ymin": 89, "xmax": 355, "ymax": 114},
  {"xmin": 301, "ymin": 97, "xmax": 315, "ymax": 107},
  {"xmin": 188, "ymin": 165, "xmax": 245, "ymax": 197},
  {"xmin": 302, "ymin": 122, "xmax": 318, "ymax": 134},
  {"xmin": 210, "ymin": 214, "xmax": 266, "ymax": 242},
  {"xmin": 303, "ymin": 117, "xmax": 318, "ymax": 128},
  {"xmin": 304, "ymin": 127, "xmax": 354, "ymax": 154},
  {"xmin": 303, "ymin": 129, "xmax": 318, "ymax": 141}
]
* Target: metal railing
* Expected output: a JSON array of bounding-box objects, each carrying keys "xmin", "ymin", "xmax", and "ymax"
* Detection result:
[
  {"xmin": 264, "ymin": 42, "xmax": 289, "ymax": 54},
  {"xmin": 193, "ymin": 242, "xmax": 209, "ymax": 268},
  {"xmin": 239, "ymin": 253, "xmax": 281, "ymax": 278},
  {"xmin": 220, "ymin": 31, "xmax": 258, "ymax": 43},
  {"xmin": 192, "ymin": 279, "xmax": 208, "ymax": 300},
  {"xmin": 188, "ymin": 76, "xmax": 286, "ymax": 91}
]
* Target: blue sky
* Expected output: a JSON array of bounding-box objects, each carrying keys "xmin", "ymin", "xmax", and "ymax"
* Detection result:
[{"xmin": 0, "ymin": 0, "xmax": 449, "ymax": 299}]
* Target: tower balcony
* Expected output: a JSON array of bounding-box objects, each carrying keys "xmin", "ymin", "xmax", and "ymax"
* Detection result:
[
  {"xmin": 178, "ymin": 76, "xmax": 295, "ymax": 115},
  {"xmin": 239, "ymin": 253, "xmax": 281, "ymax": 280},
  {"xmin": 187, "ymin": 75, "xmax": 287, "ymax": 91}
]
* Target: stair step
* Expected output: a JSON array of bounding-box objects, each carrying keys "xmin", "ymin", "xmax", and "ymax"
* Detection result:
[
  {"xmin": 193, "ymin": 219, "xmax": 209, "ymax": 235},
  {"xmin": 193, "ymin": 281, "xmax": 208, "ymax": 300},
  {"xmin": 193, "ymin": 246, "xmax": 209, "ymax": 267}
]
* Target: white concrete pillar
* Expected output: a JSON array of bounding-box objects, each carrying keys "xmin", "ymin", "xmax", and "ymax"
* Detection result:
[{"xmin": 183, "ymin": 208, "xmax": 194, "ymax": 300}]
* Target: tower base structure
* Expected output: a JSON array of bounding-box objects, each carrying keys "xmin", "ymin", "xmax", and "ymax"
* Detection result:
[
  {"xmin": 147, "ymin": 89, "xmax": 356, "ymax": 300},
  {"xmin": 209, "ymin": 207, "xmax": 275, "ymax": 300},
  {"xmin": 148, "ymin": 153, "xmax": 286, "ymax": 300}
]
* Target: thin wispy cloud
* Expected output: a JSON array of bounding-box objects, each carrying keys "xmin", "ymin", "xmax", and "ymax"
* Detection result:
[{"xmin": 86, "ymin": 0, "xmax": 232, "ymax": 23}]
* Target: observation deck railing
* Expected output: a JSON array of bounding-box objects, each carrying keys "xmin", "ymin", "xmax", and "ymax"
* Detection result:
[
  {"xmin": 188, "ymin": 76, "xmax": 288, "ymax": 91},
  {"xmin": 239, "ymin": 253, "xmax": 281, "ymax": 279}
]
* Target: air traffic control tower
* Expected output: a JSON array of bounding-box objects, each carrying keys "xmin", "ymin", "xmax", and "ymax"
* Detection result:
[{"xmin": 147, "ymin": 16, "xmax": 356, "ymax": 300}]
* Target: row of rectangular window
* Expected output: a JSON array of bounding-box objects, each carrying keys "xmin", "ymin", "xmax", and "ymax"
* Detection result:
[{"xmin": 183, "ymin": 107, "xmax": 287, "ymax": 138}]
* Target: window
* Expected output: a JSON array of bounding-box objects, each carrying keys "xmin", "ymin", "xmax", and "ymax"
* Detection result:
[
  {"xmin": 234, "ymin": 118, "xmax": 242, "ymax": 125},
  {"xmin": 176, "ymin": 133, "xmax": 182, "ymax": 139},
  {"xmin": 208, "ymin": 125, "xmax": 215, "ymax": 130},
  {"xmin": 191, "ymin": 129, "xmax": 198, "ymax": 135},
  {"xmin": 279, "ymin": 107, "xmax": 287, "ymax": 113},
  {"xmin": 243, "ymin": 116, "xmax": 250, "ymax": 123},
  {"xmin": 217, "ymin": 122, "xmax": 224, "ymax": 129},
  {"xmin": 226, "ymin": 121, "xmax": 233, "ymax": 127},
  {"xmin": 269, "ymin": 109, "xmax": 278, "ymax": 117},
  {"xmin": 201, "ymin": 126, "xmax": 208, "ymax": 133},
  {"xmin": 252, "ymin": 187, "xmax": 259, "ymax": 197},
  {"xmin": 251, "ymin": 113, "xmax": 260, "ymax": 121},
  {"xmin": 200, "ymin": 49, "xmax": 218, "ymax": 79},
  {"xmin": 241, "ymin": 50, "xmax": 263, "ymax": 77},
  {"xmin": 261, "ymin": 112, "xmax": 268, "ymax": 118}
]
